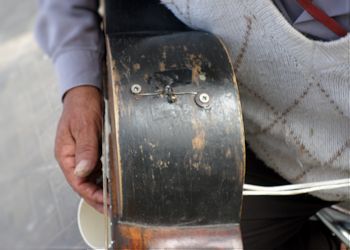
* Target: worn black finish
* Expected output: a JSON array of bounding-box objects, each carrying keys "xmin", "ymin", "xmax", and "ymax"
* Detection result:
[{"xmin": 107, "ymin": 31, "xmax": 245, "ymax": 226}]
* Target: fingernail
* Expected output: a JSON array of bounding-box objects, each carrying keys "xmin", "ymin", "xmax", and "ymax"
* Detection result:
[{"xmin": 74, "ymin": 160, "xmax": 90, "ymax": 177}]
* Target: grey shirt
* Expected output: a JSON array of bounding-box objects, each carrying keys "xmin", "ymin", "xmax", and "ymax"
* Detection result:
[
  {"xmin": 35, "ymin": 0, "xmax": 349, "ymax": 98},
  {"xmin": 35, "ymin": 0, "xmax": 105, "ymax": 97}
]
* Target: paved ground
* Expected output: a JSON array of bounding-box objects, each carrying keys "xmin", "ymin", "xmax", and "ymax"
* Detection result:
[{"xmin": 0, "ymin": 1, "xmax": 88, "ymax": 249}]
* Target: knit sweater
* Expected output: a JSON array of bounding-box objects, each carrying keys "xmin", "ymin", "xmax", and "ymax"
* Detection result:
[{"xmin": 162, "ymin": 0, "xmax": 350, "ymax": 201}]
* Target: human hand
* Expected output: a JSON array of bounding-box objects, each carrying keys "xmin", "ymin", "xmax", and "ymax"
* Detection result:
[{"xmin": 54, "ymin": 86, "xmax": 106, "ymax": 213}]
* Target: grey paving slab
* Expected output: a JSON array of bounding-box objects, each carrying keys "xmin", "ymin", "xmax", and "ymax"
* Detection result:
[
  {"xmin": 0, "ymin": 1, "xmax": 89, "ymax": 249},
  {"xmin": 0, "ymin": 0, "xmax": 37, "ymax": 44}
]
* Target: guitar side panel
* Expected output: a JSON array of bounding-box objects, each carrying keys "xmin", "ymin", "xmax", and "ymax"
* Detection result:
[{"xmin": 106, "ymin": 31, "xmax": 245, "ymax": 248}]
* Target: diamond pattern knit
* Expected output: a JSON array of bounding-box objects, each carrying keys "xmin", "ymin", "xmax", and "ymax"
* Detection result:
[{"xmin": 162, "ymin": 0, "xmax": 350, "ymax": 201}]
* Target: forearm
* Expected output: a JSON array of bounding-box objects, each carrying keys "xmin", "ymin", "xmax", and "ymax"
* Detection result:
[{"xmin": 35, "ymin": 0, "xmax": 105, "ymax": 97}]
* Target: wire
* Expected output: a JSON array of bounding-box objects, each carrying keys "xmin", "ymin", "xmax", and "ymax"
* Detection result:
[
  {"xmin": 244, "ymin": 178, "xmax": 350, "ymax": 191},
  {"xmin": 243, "ymin": 183, "xmax": 349, "ymax": 196},
  {"xmin": 243, "ymin": 178, "xmax": 350, "ymax": 196}
]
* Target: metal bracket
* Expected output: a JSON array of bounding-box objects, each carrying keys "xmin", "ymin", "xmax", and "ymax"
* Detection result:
[
  {"xmin": 130, "ymin": 84, "xmax": 197, "ymax": 103},
  {"xmin": 130, "ymin": 69, "xmax": 210, "ymax": 107}
]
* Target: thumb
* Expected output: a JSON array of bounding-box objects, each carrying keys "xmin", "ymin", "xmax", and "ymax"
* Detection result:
[{"xmin": 74, "ymin": 129, "xmax": 100, "ymax": 178}]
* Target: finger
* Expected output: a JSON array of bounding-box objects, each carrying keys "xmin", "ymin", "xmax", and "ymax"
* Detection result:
[
  {"xmin": 84, "ymin": 198, "xmax": 111, "ymax": 216},
  {"xmin": 62, "ymin": 150, "xmax": 110, "ymax": 207},
  {"xmin": 86, "ymin": 160, "xmax": 111, "ymax": 194},
  {"xmin": 78, "ymin": 178, "xmax": 111, "ymax": 206},
  {"xmin": 84, "ymin": 198, "xmax": 105, "ymax": 214},
  {"xmin": 74, "ymin": 126, "xmax": 100, "ymax": 178},
  {"xmin": 64, "ymin": 159, "xmax": 111, "ymax": 207},
  {"xmin": 71, "ymin": 176, "xmax": 105, "ymax": 204},
  {"xmin": 87, "ymin": 160, "xmax": 111, "ymax": 205}
]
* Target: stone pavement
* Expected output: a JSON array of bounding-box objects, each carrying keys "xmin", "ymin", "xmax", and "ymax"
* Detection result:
[{"xmin": 0, "ymin": 1, "xmax": 88, "ymax": 249}]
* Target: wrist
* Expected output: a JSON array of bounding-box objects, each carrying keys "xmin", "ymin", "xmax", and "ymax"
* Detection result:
[{"xmin": 63, "ymin": 85, "xmax": 103, "ymax": 112}]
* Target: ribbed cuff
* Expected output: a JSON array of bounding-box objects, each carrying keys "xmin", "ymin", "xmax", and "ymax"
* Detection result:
[{"xmin": 54, "ymin": 50, "xmax": 103, "ymax": 98}]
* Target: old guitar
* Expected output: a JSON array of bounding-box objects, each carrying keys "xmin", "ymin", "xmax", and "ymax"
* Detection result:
[{"xmin": 102, "ymin": 0, "xmax": 246, "ymax": 249}]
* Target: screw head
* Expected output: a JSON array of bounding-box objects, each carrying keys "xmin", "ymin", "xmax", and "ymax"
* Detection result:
[
  {"xmin": 131, "ymin": 84, "xmax": 142, "ymax": 94},
  {"xmin": 195, "ymin": 92, "xmax": 211, "ymax": 109},
  {"xmin": 199, "ymin": 93, "xmax": 210, "ymax": 103}
]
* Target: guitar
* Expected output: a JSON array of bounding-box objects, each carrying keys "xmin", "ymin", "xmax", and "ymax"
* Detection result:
[{"xmin": 102, "ymin": 1, "xmax": 245, "ymax": 249}]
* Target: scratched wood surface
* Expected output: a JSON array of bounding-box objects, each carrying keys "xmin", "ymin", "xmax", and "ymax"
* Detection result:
[
  {"xmin": 105, "ymin": 31, "xmax": 245, "ymax": 249},
  {"xmin": 114, "ymin": 223, "xmax": 243, "ymax": 249}
]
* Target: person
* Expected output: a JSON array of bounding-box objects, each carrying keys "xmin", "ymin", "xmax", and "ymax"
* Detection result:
[{"xmin": 35, "ymin": 0, "xmax": 349, "ymax": 249}]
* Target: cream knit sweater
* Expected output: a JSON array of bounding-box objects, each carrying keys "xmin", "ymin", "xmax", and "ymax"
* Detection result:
[{"xmin": 162, "ymin": 0, "xmax": 350, "ymax": 201}]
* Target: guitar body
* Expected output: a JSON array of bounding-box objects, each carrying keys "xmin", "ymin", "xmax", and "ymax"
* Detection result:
[{"xmin": 104, "ymin": 1, "xmax": 245, "ymax": 249}]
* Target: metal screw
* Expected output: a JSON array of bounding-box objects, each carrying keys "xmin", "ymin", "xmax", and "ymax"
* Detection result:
[
  {"xmin": 131, "ymin": 84, "xmax": 142, "ymax": 94},
  {"xmin": 199, "ymin": 93, "xmax": 210, "ymax": 103}
]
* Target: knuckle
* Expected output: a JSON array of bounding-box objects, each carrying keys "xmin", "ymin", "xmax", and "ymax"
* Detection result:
[
  {"xmin": 85, "ymin": 187, "xmax": 102, "ymax": 203},
  {"xmin": 91, "ymin": 190, "xmax": 100, "ymax": 201},
  {"xmin": 77, "ymin": 143, "xmax": 97, "ymax": 154},
  {"xmin": 79, "ymin": 185, "xmax": 93, "ymax": 200}
]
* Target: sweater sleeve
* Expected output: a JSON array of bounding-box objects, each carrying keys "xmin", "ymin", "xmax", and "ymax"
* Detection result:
[{"xmin": 34, "ymin": 0, "xmax": 105, "ymax": 98}]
